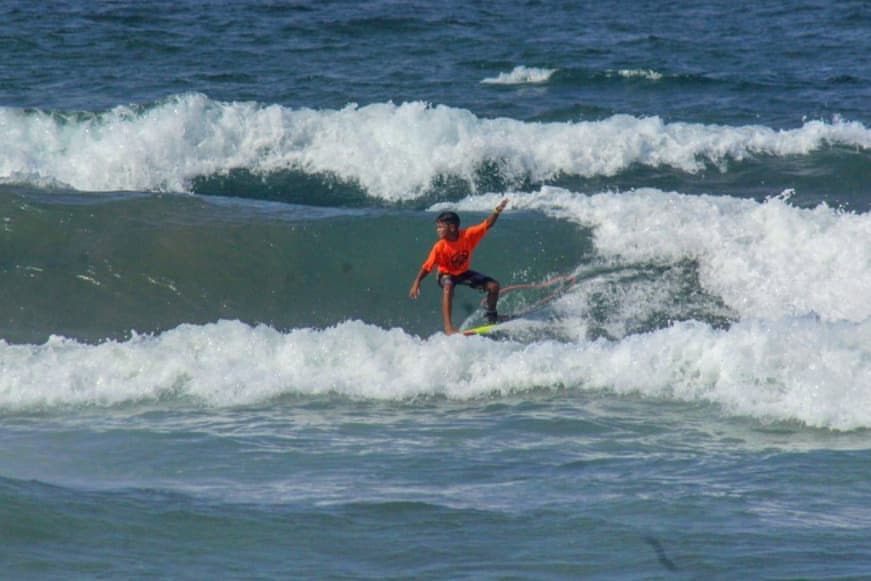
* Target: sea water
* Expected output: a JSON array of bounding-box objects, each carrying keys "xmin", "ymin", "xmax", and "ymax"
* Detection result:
[{"xmin": 1, "ymin": 1, "xmax": 870, "ymax": 578}]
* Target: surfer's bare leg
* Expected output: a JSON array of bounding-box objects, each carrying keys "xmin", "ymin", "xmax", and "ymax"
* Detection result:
[
  {"xmin": 442, "ymin": 280, "xmax": 458, "ymax": 335},
  {"xmin": 485, "ymin": 279, "xmax": 500, "ymax": 322}
]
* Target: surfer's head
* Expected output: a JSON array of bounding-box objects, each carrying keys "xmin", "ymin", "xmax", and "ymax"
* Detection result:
[
  {"xmin": 435, "ymin": 211, "xmax": 460, "ymax": 227},
  {"xmin": 435, "ymin": 211, "xmax": 460, "ymax": 240}
]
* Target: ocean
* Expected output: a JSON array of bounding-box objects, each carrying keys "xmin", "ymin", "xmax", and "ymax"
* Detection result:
[{"xmin": 1, "ymin": 0, "xmax": 870, "ymax": 578}]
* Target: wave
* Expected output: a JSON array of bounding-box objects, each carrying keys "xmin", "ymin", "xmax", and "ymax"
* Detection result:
[
  {"xmin": 447, "ymin": 188, "xmax": 871, "ymax": 324},
  {"xmin": 607, "ymin": 69, "xmax": 664, "ymax": 81},
  {"xmin": 0, "ymin": 317, "xmax": 868, "ymax": 431},
  {"xmin": 2, "ymin": 186, "xmax": 867, "ymax": 342},
  {"xmin": 481, "ymin": 66, "xmax": 557, "ymax": 85},
  {"xmin": 0, "ymin": 191, "xmax": 585, "ymax": 343},
  {"xmin": 1, "ymin": 94, "xmax": 868, "ymax": 201}
]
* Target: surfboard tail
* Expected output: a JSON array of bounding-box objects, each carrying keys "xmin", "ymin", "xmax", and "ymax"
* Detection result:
[
  {"xmin": 462, "ymin": 323, "xmax": 498, "ymax": 336},
  {"xmin": 461, "ymin": 315, "xmax": 513, "ymax": 336}
]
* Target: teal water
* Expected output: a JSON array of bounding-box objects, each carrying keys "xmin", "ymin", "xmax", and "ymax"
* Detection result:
[
  {"xmin": 3, "ymin": 395, "xmax": 870, "ymax": 578},
  {"xmin": 0, "ymin": 191, "xmax": 589, "ymax": 343},
  {"xmin": 1, "ymin": 0, "xmax": 870, "ymax": 578}
]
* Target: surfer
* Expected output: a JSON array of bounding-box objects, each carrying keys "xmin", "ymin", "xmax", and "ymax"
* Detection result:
[{"xmin": 409, "ymin": 199, "xmax": 509, "ymax": 335}]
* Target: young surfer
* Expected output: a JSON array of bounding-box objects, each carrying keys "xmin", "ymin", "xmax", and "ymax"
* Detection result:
[{"xmin": 408, "ymin": 199, "xmax": 509, "ymax": 335}]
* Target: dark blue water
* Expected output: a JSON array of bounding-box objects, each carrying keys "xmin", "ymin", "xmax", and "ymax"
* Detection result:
[
  {"xmin": 1, "ymin": 1, "xmax": 870, "ymax": 578},
  {"xmin": 4, "ymin": 1, "xmax": 868, "ymax": 127}
]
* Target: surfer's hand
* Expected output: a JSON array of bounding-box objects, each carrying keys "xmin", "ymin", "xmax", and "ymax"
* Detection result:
[
  {"xmin": 409, "ymin": 283, "xmax": 421, "ymax": 299},
  {"xmin": 486, "ymin": 198, "xmax": 509, "ymax": 228}
]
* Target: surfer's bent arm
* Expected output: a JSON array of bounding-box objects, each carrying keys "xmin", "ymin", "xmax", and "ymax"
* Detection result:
[
  {"xmin": 409, "ymin": 267, "xmax": 431, "ymax": 299},
  {"xmin": 411, "ymin": 243, "xmax": 440, "ymax": 299},
  {"xmin": 485, "ymin": 198, "xmax": 509, "ymax": 229}
]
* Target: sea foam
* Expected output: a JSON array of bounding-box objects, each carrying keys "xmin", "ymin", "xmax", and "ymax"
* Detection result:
[
  {"xmin": 481, "ymin": 66, "xmax": 557, "ymax": 85},
  {"xmin": 447, "ymin": 187, "xmax": 871, "ymax": 324},
  {"xmin": 1, "ymin": 94, "xmax": 868, "ymax": 200},
  {"xmin": 0, "ymin": 317, "xmax": 868, "ymax": 431},
  {"xmin": 610, "ymin": 69, "xmax": 664, "ymax": 81}
]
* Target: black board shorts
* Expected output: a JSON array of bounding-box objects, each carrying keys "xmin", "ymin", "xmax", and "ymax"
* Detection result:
[{"xmin": 437, "ymin": 270, "xmax": 494, "ymax": 291}]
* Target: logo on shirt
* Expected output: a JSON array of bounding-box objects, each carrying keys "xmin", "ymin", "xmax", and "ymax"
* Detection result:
[{"xmin": 450, "ymin": 250, "xmax": 469, "ymax": 269}]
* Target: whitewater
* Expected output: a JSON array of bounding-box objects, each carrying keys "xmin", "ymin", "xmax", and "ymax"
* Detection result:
[{"xmin": 2, "ymin": 95, "xmax": 869, "ymax": 200}]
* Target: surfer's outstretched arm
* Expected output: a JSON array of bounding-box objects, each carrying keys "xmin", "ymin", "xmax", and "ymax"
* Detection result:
[{"xmin": 485, "ymin": 198, "xmax": 509, "ymax": 229}]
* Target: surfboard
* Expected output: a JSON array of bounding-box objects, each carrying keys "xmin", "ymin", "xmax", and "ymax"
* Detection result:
[
  {"xmin": 462, "ymin": 323, "xmax": 499, "ymax": 336},
  {"xmin": 459, "ymin": 273, "xmax": 577, "ymax": 337},
  {"xmin": 462, "ymin": 316, "xmax": 513, "ymax": 336}
]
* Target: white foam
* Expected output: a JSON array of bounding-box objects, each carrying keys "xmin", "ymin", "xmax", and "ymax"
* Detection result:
[
  {"xmin": 0, "ymin": 318, "xmax": 868, "ymax": 430},
  {"xmin": 610, "ymin": 69, "xmax": 664, "ymax": 81},
  {"xmin": 446, "ymin": 187, "xmax": 871, "ymax": 324},
  {"xmin": 481, "ymin": 66, "xmax": 557, "ymax": 85},
  {"xmin": 1, "ymin": 94, "xmax": 867, "ymax": 200}
]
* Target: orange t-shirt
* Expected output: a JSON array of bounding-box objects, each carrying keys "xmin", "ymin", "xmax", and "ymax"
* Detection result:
[{"xmin": 421, "ymin": 221, "xmax": 489, "ymax": 276}]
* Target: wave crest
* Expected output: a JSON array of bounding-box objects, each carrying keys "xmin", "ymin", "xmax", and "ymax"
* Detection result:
[
  {"xmin": 1, "ymin": 318, "xmax": 869, "ymax": 431},
  {"xmin": 1, "ymin": 94, "xmax": 868, "ymax": 201}
]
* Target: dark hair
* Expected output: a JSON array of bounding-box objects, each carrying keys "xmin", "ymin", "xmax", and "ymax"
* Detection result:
[{"xmin": 435, "ymin": 211, "xmax": 460, "ymax": 226}]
